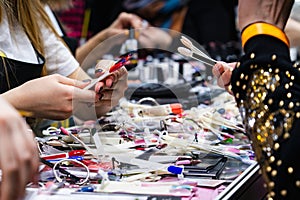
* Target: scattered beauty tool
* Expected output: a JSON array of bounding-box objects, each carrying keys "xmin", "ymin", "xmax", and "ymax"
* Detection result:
[
  {"xmin": 84, "ymin": 54, "xmax": 131, "ymax": 90},
  {"xmin": 177, "ymin": 47, "xmax": 216, "ymax": 67},
  {"xmin": 41, "ymin": 150, "xmax": 86, "ymax": 160},
  {"xmin": 178, "ymin": 36, "xmax": 217, "ymax": 67},
  {"xmin": 60, "ymin": 127, "xmax": 96, "ymax": 157}
]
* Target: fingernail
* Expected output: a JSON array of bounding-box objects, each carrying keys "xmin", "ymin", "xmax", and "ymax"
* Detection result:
[
  {"xmin": 82, "ymin": 79, "xmax": 91, "ymax": 83},
  {"xmin": 99, "ymin": 94, "xmax": 104, "ymax": 101},
  {"xmin": 98, "ymin": 86, "xmax": 103, "ymax": 94},
  {"xmin": 95, "ymin": 68, "xmax": 104, "ymax": 73},
  {"xmin": 87, "ymin": 102, "xmax": 94, "ymax": 107}
]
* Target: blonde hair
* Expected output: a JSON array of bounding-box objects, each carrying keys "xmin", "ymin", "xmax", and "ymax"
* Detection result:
[
  {"xmin": 0, "ymin": 0, "xmax": 60, "ymax": 75},
  {"xmin": 0, "ymin": 0, "xmax": 54, "ymax": 54},
  {"xmin": 41, "ymin": 0, "xmax": 73, "ymax": 12}
]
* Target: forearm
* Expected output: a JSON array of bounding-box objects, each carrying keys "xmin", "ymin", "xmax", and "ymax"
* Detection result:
[
  {"xmin": 1, "ymin": 86, "xmax": 30, "ymax": 112},
  {"xmin": 238, "ymin": 0, "xmax": 294, "ymax": 31},
  {"xmin": 231, "ymin": 34, "xmax": 300, "ymax": 199},
  {"xmin": 75, "ymin": 30, "xmax": 108, "ymax": 65},
  {"xmin": 67, "ymin": 66, "xmax": 91, "ymax": 80}
]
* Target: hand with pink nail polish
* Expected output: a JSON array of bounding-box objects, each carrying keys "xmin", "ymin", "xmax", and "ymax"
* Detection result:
[{"xmin": 93, "ymin": 60, "xmax": 129, "ymax": 116}]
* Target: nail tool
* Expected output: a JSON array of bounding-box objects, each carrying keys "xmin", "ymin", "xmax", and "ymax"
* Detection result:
[
  {"xmin": 83, "ymin": 54, "xmax": 131, "ymax": 90},
  {"xmin": 177, "ymin": 46, "xmax": 216, "ymax": 67}
]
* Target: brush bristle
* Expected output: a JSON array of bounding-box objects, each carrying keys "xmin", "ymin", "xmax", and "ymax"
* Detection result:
[
  {"xmin": 177, "ymin": 47, "xmax": 192, "ymax": 57},
  {"xmin": 181, "ymin": 36, "xmax": 192, "ymax": 45},
  {"xmin": 180, "ymin": 37, "xmax": 192, "ymax": 49}
]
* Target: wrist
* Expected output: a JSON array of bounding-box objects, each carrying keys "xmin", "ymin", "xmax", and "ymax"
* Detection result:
[
  {"xmin": 1, "ymin": 86, "xmax": 34, "ymax": 117},
  {"xmin": 241, "ymin": 22, "xmax": 290, "ymax": 49}
]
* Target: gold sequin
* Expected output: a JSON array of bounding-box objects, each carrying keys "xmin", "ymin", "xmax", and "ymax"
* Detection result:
[
  {"xmin": 289, "ymin": 102, "xmax": 294, "ymax": 109},
  {"xmin": 285, "ymin": 83, "xmax": 290, "ymax": 89},
  {"xmin": 240, "ymin": 73, "xmax": 244, "ymax": 79},
  {"xmin": 250, "ymin": 53, "xmax": 255, "ymax": 59},
  {"xmin": 269, "ymin": 182, "xmax": 275, "ymax": 188},
  {"xmin": 271, "ymin": 170, "xmax": 277, "ymax": 177},
  {"xmin": 296, "ymin": 180, "xmax": 300, "ymax": 188},
  {"xmin": 268, "ymin": 99, "xmax": 273, "ymax": 105},
  {"xmin": 279, "ymin": 101, "xmax": 284, "ymax": 107},
  {"xmin": 280, "ymin": 190, "xmax": 287, "ymax": 197},
  {"xmin": 266, "ymin": 166, "xmax": 272, "ymax": 172},
  {"xmin": 236, "ymin": 81, "xmax": 240, "ymax": 86},
  {"xmin": 236, "ymin": 62, "xmax": 240, "ymax": 68},
  {"xmin": 272, "ymin": 54, "xmax": 277, "ymax": 60},
  {"xmin": 287, "ymin": 93, "xmax": 292, "ymax": 98},
  {"xmin": 270, "ymin": 84, "xmax": 276, "ymax": 92},
  {"xmin": 227, "ymin": 85, "xmax": 232, "ymax": 93},
  {"xmin": 296, "ymin": 112, "xmax": 300, "ymax": 118},
  {"xmin": 288, "ymin": 167, "xmax": 294, "ymax": 174},
  {"xmin": 284, "ymin": 132, "xmax": 290, "ymax": 139},
  {"xmin": 269, "ymin": 191, "xmax": 275, "ymax": 197},
  {"xmin": 277, "ymin": 160, "xmax": 282, "ymax": 166},
  {"xmin": 274, "ymin": 143, "xmax": 280, "ymax": 150},
  {"xmin": 270, "ymin": 156, "xmax": 275, "ymax": 163}
]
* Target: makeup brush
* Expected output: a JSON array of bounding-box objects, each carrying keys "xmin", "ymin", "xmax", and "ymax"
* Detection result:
[
  {"xmin": 177, "ymin": 47, "xmax": 216, "ymax": 67},
  {"xmin": 180, "ymin": 36, "xmax": 213, "ymax": 60}
]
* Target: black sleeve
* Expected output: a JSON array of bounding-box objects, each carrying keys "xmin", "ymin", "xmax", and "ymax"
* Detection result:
[{"xmin": 231, "ymin": 35, "xmax": 300, "ymax": 199}]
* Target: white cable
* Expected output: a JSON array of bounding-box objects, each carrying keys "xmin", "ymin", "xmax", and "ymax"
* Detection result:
[{"xmin": 52, "ymin": 158, "xmax": 90, "ymax": 185}]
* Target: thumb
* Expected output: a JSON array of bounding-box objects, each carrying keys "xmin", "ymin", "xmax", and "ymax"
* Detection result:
[{"xmin": 57, "ymin": 75, "xmax": 91, "ymax": 89}]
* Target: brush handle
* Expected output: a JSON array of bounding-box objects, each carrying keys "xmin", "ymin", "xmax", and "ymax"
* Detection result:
[{"xmin": 191, "ymin": 53, "xmax": 216, "ymax": 67}]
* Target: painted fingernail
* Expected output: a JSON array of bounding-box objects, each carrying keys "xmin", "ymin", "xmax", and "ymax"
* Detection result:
[{"xmin": 98, "ymin": 86, "xmax": 103, "ymax": 94}]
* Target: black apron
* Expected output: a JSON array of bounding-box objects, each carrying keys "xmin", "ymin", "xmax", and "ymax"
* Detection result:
[
  {"xmin": 0, "ymin": 52, "xmax": 46, "ymax": 135},
  {"xmin": 0, "ymin": 52, "xmax": 45, "ymax": 93}
]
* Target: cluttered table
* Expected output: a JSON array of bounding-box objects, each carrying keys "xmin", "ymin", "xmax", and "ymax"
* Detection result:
[{"xmin": 24, "ymin": 34, "xmax": 267, "ymax": 199}]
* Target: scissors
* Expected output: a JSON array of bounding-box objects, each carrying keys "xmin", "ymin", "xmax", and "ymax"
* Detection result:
[{"xmin": 83, "ymin": 54, "xmax": 132, "ymax": 90}]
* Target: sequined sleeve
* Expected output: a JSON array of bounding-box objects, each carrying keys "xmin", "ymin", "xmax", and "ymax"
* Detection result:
[{"xmin": 231, "ymin": 35, "xmax": 300, "ymax": 199}]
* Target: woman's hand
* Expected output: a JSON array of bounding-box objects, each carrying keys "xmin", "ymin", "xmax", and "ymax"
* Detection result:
[
  {"xmin": 2, "ymin": 74, "xmax": 95, "ymax": 120},
  {"xmin": 104, "ymin": 12, "xmax": 145, "ymax": 37},
  {"xmin": 76, "ymin": 12, "xmax": 145, "ymax": 64},
  {"xmin": 138, "ymin": 26, "xmax": 172, "ymax": 49},
  {"xmin": 0, "ymin": 97, "xmax": 39, "ymax": 200},
  {"xmin": 94, "ymin": 60, "xmax": 128, "ymax": 117},
  {"xmin": 212, "ymin": 61, "xmax": 236, "ymax": 94}
]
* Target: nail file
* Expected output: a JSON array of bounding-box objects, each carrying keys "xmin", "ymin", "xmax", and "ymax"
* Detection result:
[
  {"xmin": 83, "ymin": 55, "xmax": 131, "ymax": 90},
  {"xmin": 83, "ymin": 72, "xmax": 112, "ymax": 90}
]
